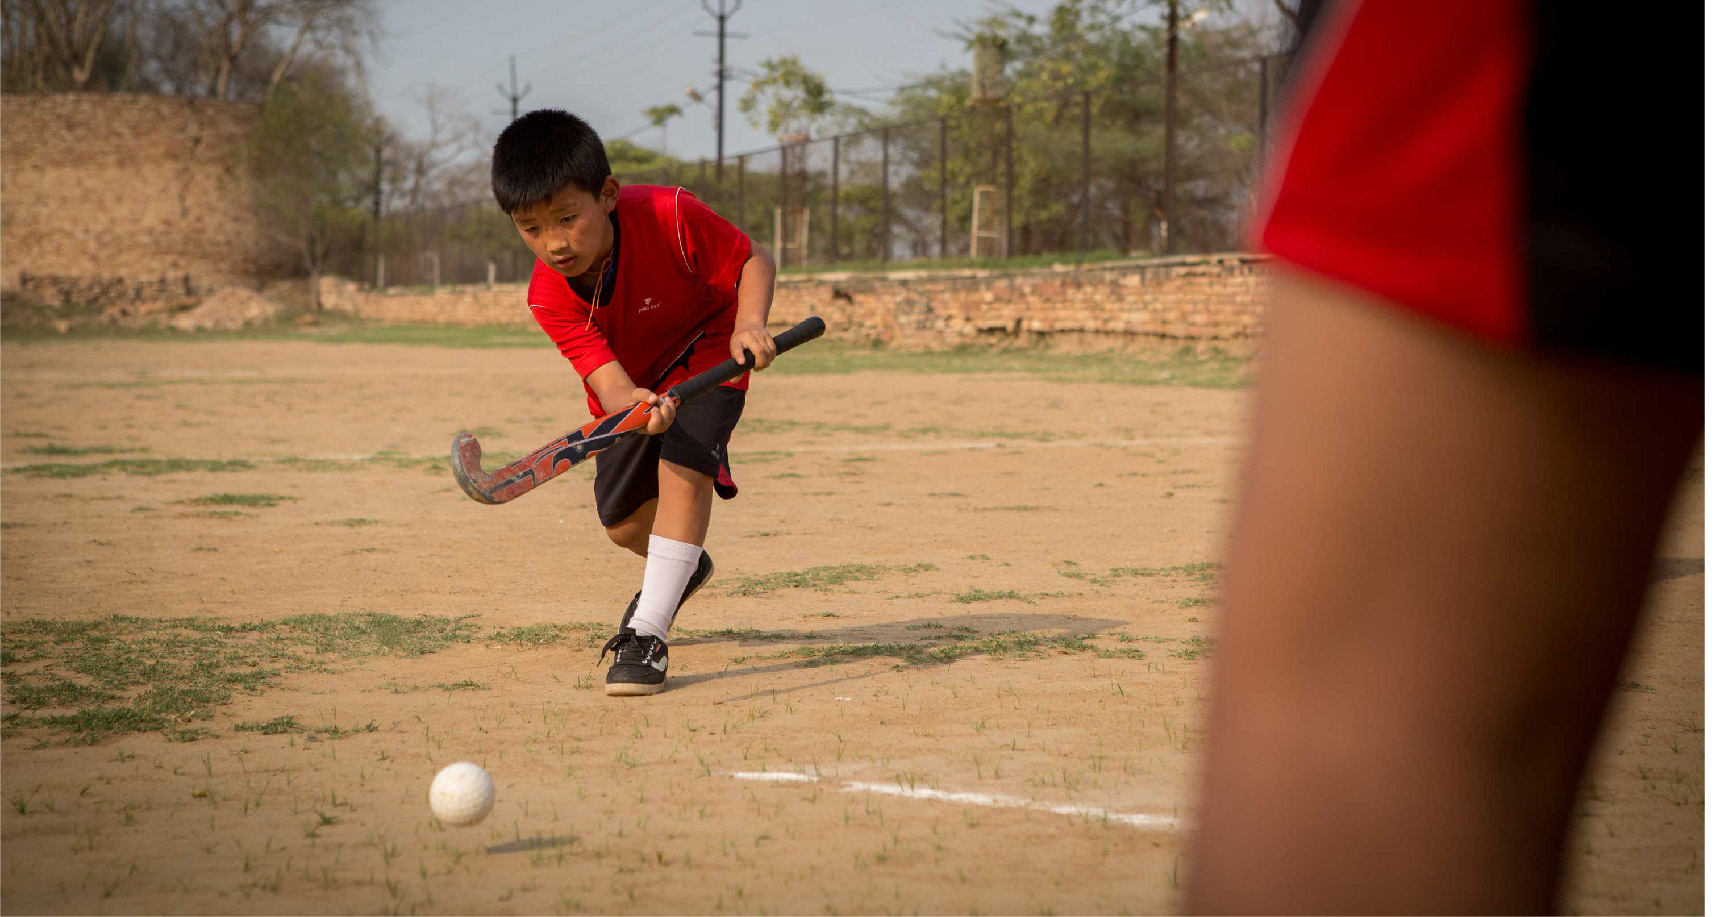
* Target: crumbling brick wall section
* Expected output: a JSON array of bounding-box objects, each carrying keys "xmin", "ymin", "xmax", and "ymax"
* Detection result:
[
  {"xmin": 770, "ymin": 254, "xmax": 1269, "ymax": 352},
  {"xmin": 1, "ymin": 93, "xmax": 276, "ymax": 296},
  {"xmin": 321, "ymin": 253, "xmax": 1270, "ymax": 353}
]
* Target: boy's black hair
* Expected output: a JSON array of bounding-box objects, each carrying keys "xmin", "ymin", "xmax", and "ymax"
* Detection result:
[{"xmin": 491, "ymin": 109, "xmax": 612, "ymax": 213}]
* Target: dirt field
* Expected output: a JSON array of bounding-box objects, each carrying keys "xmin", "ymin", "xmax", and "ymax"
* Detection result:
[{"xmin": 0, "ymin": 336, "xmax": 1702, "ymax": 915}]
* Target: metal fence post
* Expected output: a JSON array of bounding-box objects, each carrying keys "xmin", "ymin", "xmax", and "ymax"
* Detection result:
[
  {"xmin": 1164, "ymin": 0, "xmax": 1179, "ymax": 255},
  {"xmin": 1258, "ymin": 56, "xmax": 1271, "ymax": 156},
  {"xmin": 1081, "ymin": 90, "xmax": 1092, "ymax": 253},
  {"xmin": 830, "ymin": 136, "xmax": 841, "ymax": 263},
  {"xmin": 938, "ymin": 117, "xmax": 948, "ymax": 259},
  {"xmin": 778, "ymin": 145, "xmax": 789, "ymax": 265},
  {"xmin": 880, "ymin": 126, "xmax": 891, "ymax": 263}
]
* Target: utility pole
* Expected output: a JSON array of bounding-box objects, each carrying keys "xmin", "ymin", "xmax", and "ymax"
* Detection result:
[
  {"xmin": 496, "ymin": 55, "xmax": 531, "ymax": 122},
  {"xmin": 1163, "ymin": 0, "xmax": 1179, "ymax": 255},
  {"xmin": 695, "ymin": 0, "xmax": 746, "ymax": 181}
]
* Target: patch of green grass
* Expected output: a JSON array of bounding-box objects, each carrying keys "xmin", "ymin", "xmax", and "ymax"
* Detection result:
[
  {"xmin": 235, "ymin": 716, "xmax": 302, "ymax": 735},
  {"xmin": 5, "ymin": 678, "xmax": 119, "ymax": 709},
  {"xmin": 1110, "ymin": 562, "xmax": 1221, "ymax": 583},
  {"xmin": 1, "ymin": 316, "xmax": 545, "ymax": 348},
  {"xmin": 308, "ymin": 721, "xmax": 378, "ymax": 739},
  {"xmin": 181, "ymin": 493, "xmax": 296, "ymax": 508},
  {"xmin": 950, "ymin": 589, "xmax": 1034, "ymax": 604},
  {"xmin": 485, "ymin": 622, "xmax": 608, "ymax": 648},
  {"xmin": 291, "ymin": 323, "xmax": 544, "ymax": 348},
  {"xmin": 272, "ymin": 612, "xmax": 482, "ymax": 657},
  {"xmin": 681, "ymin": 627, "xmax": 805, "ymax": 641},
  {"xmin": 272, "ymin": 453, "xmax": 442, "ymax": 474},
  {"xmin": 0, "ymin": 613, "xmax": 494, "ymax": 745},
  {"xmin": 1, "ymin": 317, "xmax": 1252, "ymax": 387},
  {"xmin": 273, "ymin": 457, "xmax": 356, "ymax": 473},
  {"xmin": 1168, "ymin": 635, "xmax": 1217, "ymax": 660},
  {"xmin": 22, "ymin": 443, "xmax": 147, "ymax": 456},
  {"xmin": 974, "ymin": 505, "xmax": 1043, "ymax": 512},
  {"xmin": 744, "ymin": 418, "xmax": 894, "ymax": 437},
  {"xmin": 725, "ymin": 563, "xmax": 936, "ymax": 597},
  {"xmin": 779, "ymin": 249, "xmax": 1132, "ymax": 276},
  {"xmin": 763, "ymin": 343, "xmax": 1251, "ymax": 389},
  {"xmin": 7, "ymin": 458, "xmax": 255, "ymax": 478},
  {"xmin": 329, "ymin": 518, "xmax": 380, "ymax": 527},
  {"xmin": 433, "ymin": 679, "xmax": 488, "ymax": 691},
  {"xmin": 732, "ymin": 450, "xmax": 796, "ymax": 464}
]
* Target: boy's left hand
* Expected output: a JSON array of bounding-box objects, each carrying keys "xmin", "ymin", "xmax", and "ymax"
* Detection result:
[{"xmin": 731, "ymin": 322, "xmax": 777, "ymax": 370}]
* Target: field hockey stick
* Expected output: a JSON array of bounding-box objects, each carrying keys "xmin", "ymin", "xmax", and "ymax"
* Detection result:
[{"xmin": 450, "ymin": 316, "xmax": 826, "ymax": 505}]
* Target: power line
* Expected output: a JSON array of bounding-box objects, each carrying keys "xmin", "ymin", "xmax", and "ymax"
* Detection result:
[
  {"xmin": 505, "ymin": 0, "xmax": 680, "ymax": 62},
  {"xmin": 528, "ymin": 5, "xmax": 707, "ymax": 85}
]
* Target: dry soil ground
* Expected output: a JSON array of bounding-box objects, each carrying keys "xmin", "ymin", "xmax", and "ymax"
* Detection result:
[{"xmin": 0, "ymin": 335, "xmax": 1703, "ymax": 915}]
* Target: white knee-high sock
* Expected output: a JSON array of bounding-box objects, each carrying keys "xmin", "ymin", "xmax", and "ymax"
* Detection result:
[{"xmin": 629, "ymin": 534, "xmax": 702, "ymax": 640}]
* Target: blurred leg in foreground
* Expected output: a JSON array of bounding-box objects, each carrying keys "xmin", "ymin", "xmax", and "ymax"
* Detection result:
[{"xmin": 1186, "ymin": 269, "xmax": 1701, "ymax": 913}]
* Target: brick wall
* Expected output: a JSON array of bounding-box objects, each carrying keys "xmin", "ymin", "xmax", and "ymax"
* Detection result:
[
  {"xmin": 325, "ymin": 253, "xmax": 1270, "ymax": 353},
  {"xmin": 321, "ymin": 279, "xmax": 527, "ymax": 326},
  {"xmin": 1, "ymin": 93, "xmax": 276, "ymax": 294},
  {"xmin": 772, "ymin": 253, "xmax": 1268, "ymax": 351}
]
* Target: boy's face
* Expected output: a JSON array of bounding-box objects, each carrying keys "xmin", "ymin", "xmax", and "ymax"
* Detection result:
[{"xmin": 510, "ymin": 177, "xmax": 620, "ymax": 277}]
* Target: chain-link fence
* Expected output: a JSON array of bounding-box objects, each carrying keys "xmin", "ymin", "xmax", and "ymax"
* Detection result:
[{"xmin": 348, "ymin": 54, "xmax": 1290, "ymax": 287}]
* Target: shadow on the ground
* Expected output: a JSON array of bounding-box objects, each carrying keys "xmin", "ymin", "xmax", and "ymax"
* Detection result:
[
  {"xmin": 1650, "ymin": 556, "xmax": 1704, "ymax": 584},
  {"xmin": 668, "ymin": 611, "xmax": 1134, "ymax": 701},
  {"xmin": 485, "ymin": 835, "xmax": 577, "ymax": 855},
  {"xmin": 674, "ymin": 611, "xmax": 1128, "ymax": 648}
]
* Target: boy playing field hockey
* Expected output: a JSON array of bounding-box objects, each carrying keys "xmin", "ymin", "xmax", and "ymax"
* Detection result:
[{"xmin": 490, "ymin": 109, "xmax": 778, "ymax": 697}]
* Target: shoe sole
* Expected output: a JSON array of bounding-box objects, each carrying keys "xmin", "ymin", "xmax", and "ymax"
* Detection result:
[{"xmin": 604, "ymin": 681, "xmax": 665, "ymax": 697}]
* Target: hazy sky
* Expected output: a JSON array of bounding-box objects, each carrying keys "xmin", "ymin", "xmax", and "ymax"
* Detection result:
[{"xmin": 369, "ymin": 0, "xmax": 1084, "ymax": 160}]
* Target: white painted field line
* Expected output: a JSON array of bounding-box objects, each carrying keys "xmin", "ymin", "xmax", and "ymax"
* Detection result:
[
  {"xmin": 733, "ymin": 771, "xmax": 819, "ymax": 783},
  {"xmin": 730, "ymin": 771, "xmax": 1178, "ymax": 831}
]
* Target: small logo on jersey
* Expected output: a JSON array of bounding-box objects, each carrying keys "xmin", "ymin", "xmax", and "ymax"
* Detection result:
[{"xmin": 638, "ymin": 297, "xmax": 661, "ymax": 313}]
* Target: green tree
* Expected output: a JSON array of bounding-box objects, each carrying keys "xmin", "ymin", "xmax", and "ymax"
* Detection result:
[
  {"xmin": 737, "ymin": 55, "xmax": 864, "ymax": 140},
  {"xmin": 246, "ymin": 67, "xmax": 372, "ymax": 308},
  {"xmin": 642, "ymin": 103, "xmax": 683, "ymax": 153},
  {"xmin": 870, "ymin": 0, "xmax": 1268, "ymax": 259}
]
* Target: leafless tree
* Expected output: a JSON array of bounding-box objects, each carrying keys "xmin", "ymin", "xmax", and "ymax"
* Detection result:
[
  {"xmin": 400, "ymin": 84, "xmax": 482, "ymax": 210},
  {"xmin": 193, "ymin": 0, "xmax": 378, "ymax": 101},
  {"xmin": 2, "ymin": 0, "xmax": 132, "ymax": 91},
  {"xmin": 3, "ymin": 0, "xmax": 378, "ymax": 99}
]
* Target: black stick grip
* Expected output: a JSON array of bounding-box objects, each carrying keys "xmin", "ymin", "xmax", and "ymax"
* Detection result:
[{"xmin": 665, "ymin": 316, "xmax": 826, "ymax": 404}]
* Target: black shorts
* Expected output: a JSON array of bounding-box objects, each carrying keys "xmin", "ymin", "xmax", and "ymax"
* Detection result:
[{"xmin": 593, "ymin": 386, "xmax": 745, "ymax": 527}]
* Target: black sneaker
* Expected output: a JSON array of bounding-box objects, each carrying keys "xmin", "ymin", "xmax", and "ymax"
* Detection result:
[
  {"xmin": 599, "ymin": 629, "xmax": 670, "ymax": 696},
  {"xmin": 618, "ymin": 550, "xmax": 716, "ymax": 631}
]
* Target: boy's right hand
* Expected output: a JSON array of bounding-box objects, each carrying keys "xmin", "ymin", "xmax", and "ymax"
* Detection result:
[{"xmin": 633, "ymin": 388, "xmax": 676, "ymax": 435}]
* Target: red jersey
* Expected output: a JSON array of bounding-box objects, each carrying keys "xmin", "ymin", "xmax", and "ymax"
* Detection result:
[
  {"xmin": 526, "ymin": 185, "xmax": 755, "ymax": 417},
  {"xmin": 1253, "ymin": 0, "xmax": 1698, "ymax": 372}
]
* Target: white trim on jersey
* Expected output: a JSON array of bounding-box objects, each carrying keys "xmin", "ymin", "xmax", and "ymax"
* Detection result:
[{"xmin": 672, "ymin": 186, "xmax": 693, "ymax": 274}]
